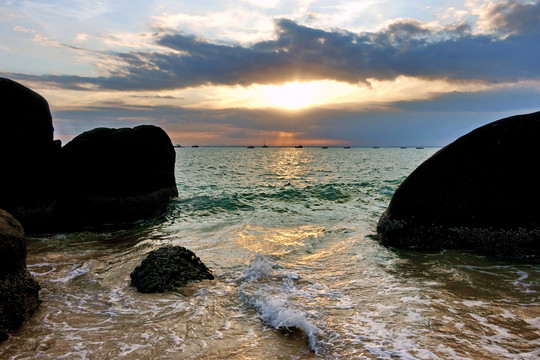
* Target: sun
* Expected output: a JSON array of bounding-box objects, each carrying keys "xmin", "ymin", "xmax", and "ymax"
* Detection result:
[{"xmin": 257, "ymin": 81, "xmax": 322, "ymax": 109}]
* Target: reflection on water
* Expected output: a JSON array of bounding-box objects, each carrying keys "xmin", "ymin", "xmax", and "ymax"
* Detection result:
[{"xmin": 1, "ymin": 147, "xmax": 539, "ymax": 359}]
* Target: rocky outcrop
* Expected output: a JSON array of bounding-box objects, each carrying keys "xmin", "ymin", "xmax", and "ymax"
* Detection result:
[
  {"xmin": 0, "ymin": 209, "xmax": 41, "ymax": 341},
  {"xmin": 0, "ymin": 77, "xmax": 178, "ymax": 232},
  {"xmin": 131, "ymin": 246, "xmax": 214, "ymax": 293},
  {"xmin": 58, "ymin": 126, "xmax": 178, "ymax": 228},
  {"xmin": 377, "ymin": 111, "xmax": 540, "ymax": 253},
  {"xmin": 0, "ymin": 78, "xmax": 60, "ymax": 232}
]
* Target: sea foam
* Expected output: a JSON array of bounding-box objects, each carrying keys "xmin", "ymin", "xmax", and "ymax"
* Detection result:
[{"xmin": 236, "ymin": 254, "xmax": 326, "ymax": 354}]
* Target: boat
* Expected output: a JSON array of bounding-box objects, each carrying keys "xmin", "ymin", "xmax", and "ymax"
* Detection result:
[
  {"xmin": 416, "ymin": 146, "xmax": 424, "ymax": 149},
  {"xmin": 400, "ymin": 146, "xmax": 407, "ymax": 149},
  {"xmin": 262, "ymin": 137, "xmax": 269, "ymax": 148},
  {"xmin": 192, "ymin": 145, "xmax": 199, "ymax": 148},
  {"xmin": 372, "ymin": 146, "xmax": 379, "ymax": 148},
  {"xmin": 294, "ymin": 145, "xmax": 303, "ymax": 148},
  {"xmin": 343, "ymin": 146, "xmax": 351, "ymax": 149},
  {"xmin": 322, "ymin": 146, "xmax": 328, "ymax": 149},
  {"xmin": 247, "ymin": 146, "xmax": 254, "ymax": 149},
  {"xmin": 174, "ymin": 144, "xmax": 182, "ymax": 148}
]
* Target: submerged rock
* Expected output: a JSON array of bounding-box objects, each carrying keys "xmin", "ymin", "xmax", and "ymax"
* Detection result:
[
  {"xmin": 58, "ymin": 125, "xmax": 178, "ymax": 228},
  {"xmin": 377, "ymin": 111, "xmax": 540, "ymax": 254},
  {"xmin": 0, "ymin": 209, "xmax": 41, "ymax": 341},
  {"xmin": 0, "ymin": 77, "xmax": 60, "ymax": 232},
  {"xmin": 130, "ymin": 246, "xmax": 214, "ymax": 293}
]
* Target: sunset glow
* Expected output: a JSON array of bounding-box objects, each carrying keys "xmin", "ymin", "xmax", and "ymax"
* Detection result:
[
  {"xmin": 257, "ymin": 82, "xmax": 323, "ymax": 110},
  {"xmin": 1, "ymin": 0, "xmax": 538, "ymax": 146}
]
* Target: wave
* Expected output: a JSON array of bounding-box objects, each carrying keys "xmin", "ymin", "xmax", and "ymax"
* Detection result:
[
  {"xmin": 236, "ymin": 255, "xmax": 331, "ymax": 355},
  {"xmin": 176, "ymin": 182, "xmax": 377, "ymax": 217},
  {"xmin": 262, "ymin": 183, "xmax": 352, "ymax": 203},
  {"xmin": 178, "ymin": 194, "xmax": 255, "ymax": 215}
]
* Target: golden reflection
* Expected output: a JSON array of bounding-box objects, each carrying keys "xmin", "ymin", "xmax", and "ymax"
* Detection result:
[
  {"xmin": 236, "ymin": 225, "xmax": 326, "ymax": 256},
  {"xmin": 263, "ymin": 148, "xmax": 316, "ymax": 183}
]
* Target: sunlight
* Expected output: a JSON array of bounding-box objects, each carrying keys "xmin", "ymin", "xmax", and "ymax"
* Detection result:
[{"xmin": 255, "ymin": 81, "xmax": 324, "ymax": 109}]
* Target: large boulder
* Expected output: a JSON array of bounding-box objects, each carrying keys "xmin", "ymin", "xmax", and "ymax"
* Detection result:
[
  {"xmin": 58, "ymin": 125, "xmax": 178, "ymax": 228},
  {"xmin": 131, "ymin": 246, "xmax": 214, "ymax": 293},
  {"xmin": 377, "ymin": 111, "xmax": 540, "ymax": 253},
  {"xmin": 0, "ymin": 78, "xmax": 60, "ymax": 231},
  {"xmin": 0, "ymin": 209, "xmax": 41, "ymax": 341}
]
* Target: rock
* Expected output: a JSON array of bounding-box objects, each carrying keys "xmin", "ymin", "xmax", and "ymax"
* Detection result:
[
  {"xmin": 0, "ymin": 78, "xmax": 60, "ymax": 232},
  {"xmin": 0, "ymin": 209, "xmax": 41, "ymax": 341},
  {"xmin": 58, "ymin": 125, "xmax": 178, "ymax": 228},
  {"xmin": 0, "ymin": 78, "xmax": 177, "ymax": 232},
  {"xmin": 130, "ymin": 246, "xmax": 214, "ymax": 293},
  {"xmin": 377, "ymin": 111, "xmax": 540, "ymax": 253}
]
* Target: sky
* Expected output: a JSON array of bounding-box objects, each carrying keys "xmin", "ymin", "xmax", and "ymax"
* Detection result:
[{"xmin": 1, "ymin": 0, "xmax": 539, "ymax": 146}]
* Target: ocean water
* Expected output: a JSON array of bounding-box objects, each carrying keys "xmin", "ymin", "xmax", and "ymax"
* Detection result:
[{"xmin": 1, "ymin": 147, "xmax": 539, "ymax": 359}]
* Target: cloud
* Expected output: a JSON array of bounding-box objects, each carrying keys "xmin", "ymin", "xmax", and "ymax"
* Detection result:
[
  {"xmin": 240, "ymin": 0, "xmax": 281, "ymax": 9},
  {"xmin": 480, "ymin": 0, "xmax": 540, "ymax": 36},
  {"xmin": 5, "ymin": 1, "xmax": 540, "ymax": 91},
  {"xmin": 19, "ymin": 0, "xmax": 110, "ymax": 22},
  {"xmin": 47, "ymin": 81, "xmax": 540, "ymax": 147}
]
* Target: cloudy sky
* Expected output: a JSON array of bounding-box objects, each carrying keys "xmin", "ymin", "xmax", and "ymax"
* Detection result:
[{"xmin": 1, "ymin": 0, "xmax": 539, "ymax": 146}]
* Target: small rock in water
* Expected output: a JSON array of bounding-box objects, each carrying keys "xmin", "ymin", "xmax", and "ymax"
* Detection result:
[{"xmin": 130, "ymin": 246, "xmax": 214, "ymax": 293}]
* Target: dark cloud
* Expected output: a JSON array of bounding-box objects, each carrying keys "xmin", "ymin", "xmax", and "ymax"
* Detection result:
[{"xmin": 5, "ymin": 1, "xmax": 540, "ymax": 90}]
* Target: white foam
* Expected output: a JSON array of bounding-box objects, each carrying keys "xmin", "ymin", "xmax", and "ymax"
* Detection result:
[
  {"xmin": 51, "ymin": 263, "xmax": 90, "ymax": 283},
  {"xmin": 513, "ymin": 270, "xmax": 536, "ymax": 293},
  {"xmin": 117, "ymin": 342, "xmax": 149, "ymax": 357},
  {"xmin": 335, "ymin": 296, "xmax": 355, "ymax": 309},
  {"xmin": 237, "ymin": 254, "xmax": 327, "ymax": 354},
  {"xmin": 400, "ymin": 295, "xmax": 432, "ymax": 305},
  {"xmin": 249, "ymin": 295, "xmax": 321, "ymax": 349},
  {"xmin": 238, "ymin": 254, "xmax": 279, "ymax": 282},
  {"xmin": 462, "ymin": 300, "xmax": 486, "ymax": 307},
  {"xmin": 28, "ymin": 262, "xmax": 57, "ymax": 276}
]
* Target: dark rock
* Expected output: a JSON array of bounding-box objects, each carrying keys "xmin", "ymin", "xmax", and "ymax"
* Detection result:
[
  {"xmin": 131, "ymin": 246, "xmax": 214, "ymax": 293},
  {"xmin": 0, "ymin": 78, "xmax": 60, "ymax": 231},
  {"xmin": 0, "ymin": 209, "xmax": 41, "ymax": 341},
  {"xmin": 377, "ymin": 111, "xmax": 540, "ymax": 253},
  {"xmin": 58, "ymin": 125, "xmax": 178, "ymax": 228},
  {"xmin": 0, "ymin": 78, "xmax": 178, "ymax": 232}
]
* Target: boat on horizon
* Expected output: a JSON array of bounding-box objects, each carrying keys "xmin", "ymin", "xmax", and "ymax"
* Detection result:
[
  {"xmin": 344, "ymin": 146, "xmax": 351, "ymax": 149},
  {"xmin": 322, "ymin": 146, "xmax": 328, "ymax": 149},
  {"xmin": 294, "ymin": 145, "xmax": 303, "ymax": 148},
  {"xmin": 262, "ymin": 137, "xmax": 269, "ymax": 148},
  {"xmin": 247, "ymin": 145, "xmax": 255, "ymax": 149},
  {"xmin": 192, "ymin": 145, "xmax": 199, "ymax": 148}
]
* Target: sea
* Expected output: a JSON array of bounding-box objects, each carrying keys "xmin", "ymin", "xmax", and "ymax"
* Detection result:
[{"xmin": 1, "ymin": 146, "xmax": 539, "ymax": 359}]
